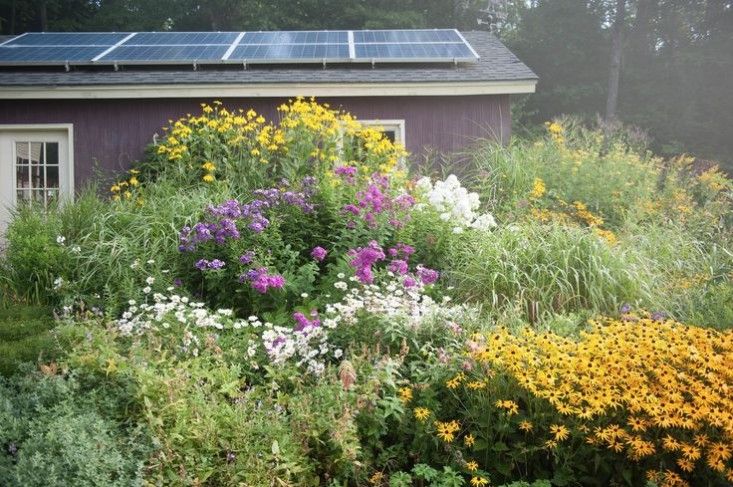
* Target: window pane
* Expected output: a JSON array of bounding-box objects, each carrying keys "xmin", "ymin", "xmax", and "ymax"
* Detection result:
[
  {"xmin": 16, "ymin": 189, "xmax": 31, "ymax": 202},
  {"xmin": 30, "ymin": 164, "xmax": 43, "ymax": 188},
  {"xmin": 15, "ymin": 142, "xmax": 29, "ymax": 165},
  {"xmin": 382, "ymin": 130, "xmax": 396, "ymax": 143},
  {"xmin": 30, "ymin": 142, "xmax": 42, "ymax": 165},
  {"xmin": 16, "ymin": 164, "xmax": 29, "ymax": 189},
  {"xmin": 46, "ymin": 166, "xmax": 60, "ymax": 189},
  {"xmin": 33, "ymin": 189, "xmax": 45, "ymax": 203},
  {"xmin": 45, "ymin": 142, "xmax": 59, "ymax": 165}
]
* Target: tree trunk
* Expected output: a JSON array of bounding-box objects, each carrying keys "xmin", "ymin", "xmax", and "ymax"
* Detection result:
[
  {"xmin": 39, "ymin": 0, "xmax": 48, "ymax": 31},
  {"xmin": 10, "ymin": 0, "xmax": 17, "ymax": 34},
  {"xmin": 606, "ymin": 0, "xmax": 626, "ymax": 122}
]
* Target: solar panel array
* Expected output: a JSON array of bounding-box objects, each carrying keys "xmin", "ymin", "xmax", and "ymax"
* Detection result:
[{"xmin": 0, "ymin": 29, "xmax": 479, "ymax": 66}]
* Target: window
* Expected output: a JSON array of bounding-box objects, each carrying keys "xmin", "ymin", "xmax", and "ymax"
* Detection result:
[
  {"xmin": 359, "ymin": 119, "xmax": 405, "ymax": 146},
  {"xmin": 0, "ymin": 125, "xmax": 73, "ymax": 233},
  {"xmin": 15, "ymin": 141, "xmax": 61, "ymax": 207}
]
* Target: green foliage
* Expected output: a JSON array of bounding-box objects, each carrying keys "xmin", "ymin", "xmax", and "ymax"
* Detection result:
[
  {"xmin": 1, "ymin": 205, "xmax": 65, "ymax": 303},
  {"xmin": 0, "ymin": 370, "xmax": 150, "ymax": 487},
  {"xmin": 448, "ymin": 222, "xmax": 642, "ymax": 322},
  {"xmin": 0, "ymin": 305, "xmax": 61, "ymax": 377}
]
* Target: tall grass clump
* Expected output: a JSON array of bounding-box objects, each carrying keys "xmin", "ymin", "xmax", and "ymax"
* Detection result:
[{"xmin": 448, "ymin": 222, "xmax": 645, "ymax": 322}]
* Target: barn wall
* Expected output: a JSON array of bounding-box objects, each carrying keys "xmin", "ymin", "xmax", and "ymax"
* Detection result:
[{"xmin": 0, "ymin": 95, "xmax": 511, "ymax": 186}]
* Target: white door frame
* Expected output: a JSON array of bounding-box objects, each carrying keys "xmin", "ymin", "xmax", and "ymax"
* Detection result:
[{"xmin": 0, "ymin": 124, "xmax": 74, "ymax": 234}]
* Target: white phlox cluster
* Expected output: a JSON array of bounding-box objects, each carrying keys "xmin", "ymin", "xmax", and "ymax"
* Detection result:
[{"xmin": 415, "ymin": 174, "xmax": 497, "ymax": 233}]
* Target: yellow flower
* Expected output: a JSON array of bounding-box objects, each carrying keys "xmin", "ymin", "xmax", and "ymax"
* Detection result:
[
  {"xmin": 398, "ymin": 387, "xmax": 413, "ymax": 404},
  {"xmin": 435, "ymin": 420, "xmax": 460, "ymax": 443},
  {"xmin": 550, "ymin": 424, "xmax": 570, "ymax": 442},
  {"xmin": 413, "ymin": 407, "xmax": 430, "ymax": 422},
  {"xmin": 464, "ymin": 433, "xmax": 476, "ymax": 447},
  {"xmin": 128, "ymin": 176, "xmax": 139, "ymax": 187},
  {"xmin": 368, "ymin": 472, "xmax": 384, "ymax": 485},
  {"xmin": 202, "ymin": 174, "xmax": 215, "ymax": 183},
  {"xmin": 465, "ymin": 460, "xmax": 479, "ymax": 472},
  {"xmin": 446, "ymin": 372, "xmax": 465, "ymax": 389},
  {"xmin": 201, "ymin": 161, "xmax": 216, "ymax": 172},
  {"xmin": 530, "ymin": 178, "xmax": 546, "ymax": 199},
  {"xmin": 470, "ymin": 476, "xmax": 489, "ymax": 486},
  {"xmin": 519, "ymin": 420, "xmax": 534, "ymax": 432}
]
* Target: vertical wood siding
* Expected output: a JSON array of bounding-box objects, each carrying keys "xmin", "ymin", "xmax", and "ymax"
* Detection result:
[{"xmin": 0, "ymin": 95, "xmax": 510, "ymax": 186}]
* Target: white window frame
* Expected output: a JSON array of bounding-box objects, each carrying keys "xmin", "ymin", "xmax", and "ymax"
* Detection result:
[
  {"xmin": 358, "ymin": 119, "xmax": 406, "ymax": 146},
  {"xmin": 0, "ymin": 123, "xmax": 74, "ymax": 216}
]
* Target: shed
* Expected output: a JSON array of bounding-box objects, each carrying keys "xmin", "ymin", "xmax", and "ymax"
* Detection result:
[{"xmin": 0, "ymin": 29, "xmax": 536, "ymax": 230}]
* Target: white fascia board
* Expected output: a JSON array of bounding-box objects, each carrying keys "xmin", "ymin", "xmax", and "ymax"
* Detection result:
[{"xmin": 0, "ymin": 80, "xmax": 536, "ymax": 99}]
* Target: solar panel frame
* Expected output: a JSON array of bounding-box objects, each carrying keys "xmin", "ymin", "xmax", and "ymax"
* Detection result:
[{"xmin": 0, "ymin": 29, "xmax": 479, "ymax": 66}]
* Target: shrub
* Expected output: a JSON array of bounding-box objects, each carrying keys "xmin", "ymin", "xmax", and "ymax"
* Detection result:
[{"xmin": 0, "ymin": 370, "xmax": 149, "ymax": 487}]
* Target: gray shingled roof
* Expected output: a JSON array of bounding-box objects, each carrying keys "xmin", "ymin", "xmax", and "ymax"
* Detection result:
[{"xmin": 0, "ymin": 31, "xmax": 536, "ymax": 87}]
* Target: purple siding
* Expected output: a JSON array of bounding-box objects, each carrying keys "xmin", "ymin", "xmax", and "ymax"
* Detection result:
[{"xmin": 0, "ymin": 95, "xmax": 510, "ymax": 186}]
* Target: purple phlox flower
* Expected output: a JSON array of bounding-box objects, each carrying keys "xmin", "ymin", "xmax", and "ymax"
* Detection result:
[
  {"xmin": 357, "ymin": 184, "xmax": 388, "ymax": 214},
  {"xmin": 293, "ymin": 310, "xmax": 321, "ymax": 332},
  {"xmin": 207, "ymin": 199, "xmax": 242, "ymax": 219},
  {"xmin": 388, "ymin": 259, "xmax": 409, "ymax": 275},
  {"xmin": 311, "ymin": 246, "xmax": 328, "ymax": 262},
  {"xmin": 403, "ymin": 276, "xmax": 417, "ymax": 288},
  {"xmin": 215, "ymin": 218, "xmax": 240, "ymax": 244},
  {"xmin": 226, "ymin": 452, "xmax": 236, "ymax": 464},
  {"xmin": 389, "ymin": 218, "xmax": 405, "ymax": 229},
  {"xmin": 349, "ymin": 240, "xmax": 386, "ymax": 284},
  {"xmin": 342, "ymin": 203, "xmax": 360, "ymax": 216},
  {"xmin": 239, "ymin": 251, "xmax": 255, "ymax": 265},
  {"xmin": 388, "ymin": 243, "xmax": 415, "ymax": 259},
  {"xmin": 173, "ymin": 278, "xmax": 183, "ymax": 287},
  {"xmin": 619, "ymin": 303, "xmax": 632, "ymax": 314},
  {"xmin": 251, "ymin": 273, "xmax": 270, "ymax": 293},
  {"xmin": 416, "ymin": 265, "xmax": 439, "ymax": 285},
  {"xmin": 394, "ymin": 193, "xmax": 416, "ymax": 210},
  {"xmin": 245, "ymin": 268, "xmax": 285, "ymax": 293},
  {"xmin": 346, "ymin": 220, "xmax": 357, "ymax": 230},
  {"xmin": 334, "ymin": 165, "xmax": 358, "ymax": 184},
  {"xmin": 371, "ymin": 172, "xmax": 390, "ymax": 189},
  {"xmin": 195, "ymin": 258, "xmax": 225, "ymax": 271},
  {"xmin": 270, "ymin": 335, "xmax": 286, "ymax": 349},
  {"xmin": 248, "ymin": 215, "xmax": 269, "ymax": 233},
  {"xmin": 267, "ymin": 274, "xmax": 285, "ymax": 289}
]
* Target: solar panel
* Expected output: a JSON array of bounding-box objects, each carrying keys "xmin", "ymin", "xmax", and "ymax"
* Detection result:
[
  {"xmin": 353, "ymin": 30, "xmax": 462, "ymax": 43},
  {"xmin": 124, "ymin": 32, "xmax": 239, "ymax": 46},
  {"xmin": 355, "ymin": 43, "xmax": 476, "ymax": 61},
  {"xmin": 0, "ymin": 29, "xmax": 479, "ymax": 66},
  {"xmin": 0, "ymin": 46, "xmax": 107, "ymax": 63},
  {"xmin": 240, "ymin": 31, "xmax": 348, "ymax": 45},
  {"xmin": 100, "ymin": 45, "xmax": 229, "ymax": 63},
  {"xmin": 230, "ymin": 43, "xmax": 349, "ymax": 61},
  {"xmin": 3, "ymin": 32, "xmax": 129, "ymax": 46}
]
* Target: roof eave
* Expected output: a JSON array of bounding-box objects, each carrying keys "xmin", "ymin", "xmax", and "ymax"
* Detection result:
[{"xmin": 0, "ymin": 79, "xmax": 537, "ymax": 99}]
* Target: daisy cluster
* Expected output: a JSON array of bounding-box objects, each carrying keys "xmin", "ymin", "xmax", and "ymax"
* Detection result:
[
  {"xmin": 325, "ymin": 275, "xmax": 473, "ymax": 333},
  {"xmin": 116, "ymin": 293, "xmax": 239, "ymax": 337},
  {"xmin": 258, "ymin": 311, "xmax": 338, "ymax": 376},
  {"xmin": 415, "ymin": 175, "xmax": 497, "ymax": 233}
]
